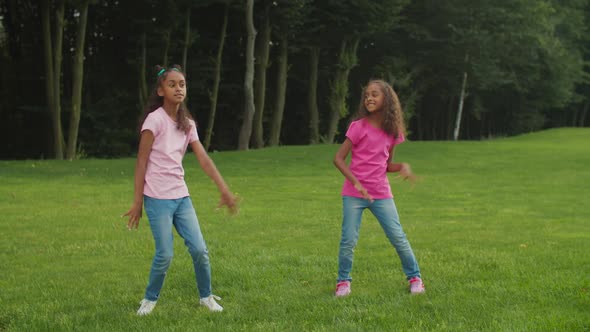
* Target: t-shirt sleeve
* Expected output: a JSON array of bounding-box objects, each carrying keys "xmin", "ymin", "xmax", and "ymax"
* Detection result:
[
  {"xmin": 188, "ymin": 120, "xmax": 199, "ymax": 143},
  {"xmin": 345, "ymin": 121, "xmax": 362, "ymax": 144},
  {"xmin": 393, "ymin": 133, "xmax": 405, "ymax": 146},
  {"xmin": 141, "ymin": 112, "xmax": 161, "ymax": 136}
]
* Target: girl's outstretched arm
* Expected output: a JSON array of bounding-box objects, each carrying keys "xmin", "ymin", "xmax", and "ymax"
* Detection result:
[
  {"xmin": 123, "ymin": 130, "xmax": 154, "ymax": 229},
  {"xmin": 333, "ymin": 138, "xmax": 373, "ymax": 202},
  {"xmin": 190, "ymin": 140, "xmax": 239, "ymax": 215}
]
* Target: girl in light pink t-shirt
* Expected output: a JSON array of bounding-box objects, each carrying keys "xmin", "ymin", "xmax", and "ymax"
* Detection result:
[
  {"xmin": 333, "ymin": 80, "xmax": 425, "ymax": 297},
  {"xmin": 123, "ymin": 65, "xmax": 239, "ymax": 315}
]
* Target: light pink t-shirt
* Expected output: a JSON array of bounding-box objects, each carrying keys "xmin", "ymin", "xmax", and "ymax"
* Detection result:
[
  {"xmin": 341, "ymin": 118, "xmax": 405, "ymax": 199},
  {"xmin": 141, "ymin": 107, "xmax": 199, "ymax": 199}
]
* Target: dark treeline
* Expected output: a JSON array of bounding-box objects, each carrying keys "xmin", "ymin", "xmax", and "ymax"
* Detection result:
[{"xmin": 1, "ymin": 0, "xmax": 588, "ymax": 159}]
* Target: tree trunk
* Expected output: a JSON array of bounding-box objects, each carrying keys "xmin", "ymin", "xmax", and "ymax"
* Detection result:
[
  {"xmin": 326, "ymin": 37, "xmax": 359, "ymax": 143},
  {"xmin": 41, "ymin": 0, "xmax": 63, "ymax": 159},
  {"xmin": 182, "ymin": 8, "xmax": 191, "ymax": 72},
  {"xmin": 162, "ymin": 29, "xmax": 170, "ymax": 66},
  {"xmin": 139, "ymin": 33, "xmax": 148, "ymax": 110},
  {"xmin": 308, "ymin": 46, "xmax": 320, "ymax": 144},
  {"xmin": 181, "ymin": 7, "xmax": 192, "ymax": 107},
  {"xmin": 579, "ymin": 99, "xmax": 589, "ymax": 127},
  {"xmin": 53, "ymin": 0, "xmax": 65, "ymax": 150},
  {"xmin": 268, "ymin": 37, "xmax": 289, "ymax": 147},
  {"xmin": 237, "ymin": 0, "xmax": 257, "ymax": 150},
  {"xmin": 252, "ymin": 0, "xmax": 271, "ymax": 149},
  {"xmin": 204, "ymin": 3, "xmax": 229, "ymax": 151},
  {"xmin": 453, "ymin": 71, "xmax": 468, "ymax": 141},
  {"xmin": 67, "ymin": 1, "xmax": 89, "ymax": 159},
  {"xmin": 453, "ymin": 54, "xmax": 469, "ymax": 141}
]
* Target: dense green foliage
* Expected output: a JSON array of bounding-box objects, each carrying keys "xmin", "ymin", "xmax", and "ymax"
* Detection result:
[
  {"xmin": 0, "ymin": 129, "xmax": 588, "ymax": 330},
  {"xmin": 0, "ymin": 1, "xmax": 589, "ymax": 158}
]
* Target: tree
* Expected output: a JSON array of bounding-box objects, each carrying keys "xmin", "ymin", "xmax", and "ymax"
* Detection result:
[
  {"xmin": 267, "ymin": 0, "xmax": 307, "ymax": 146},
  {"xmin": 268, "ymin": 35, "xmax": 288, "ymax": 146},
  {"xmin": 138, "ymin": 32, "xmax": 148, "ymax": 108},
  {"xmin": 549, "ymin": 0, "xmax": 589, "ymax": 128},
  {"xmin": 251, "ymin": 0, "xmax": 271, "ymax": 148},
  {"xmin": 41, "ymin": 0, "xmax": 65, "ymax": 159},
  {"xmin": 4, "ymin": 0, "xmax": 590, "ymax": 159},
  {"xmin": 453, "ymin": 56, "xmax": 468, "ymax": 141},
  {"xmin": 307, "ymin": 46, "xmax": 320, "ymax": 143},
  {"xmin": 204, "ymin": 2, "xmax": 229, "ymax": 151},
  {"xmin": 294, "ymin": 1, "xmax": 322, "ymax": 144},
  {"xmin": 397, "ymin": 0, "xmax": 587, "ymax": 139},
  {"xmin": 314, "ymin": 0, "xmax": 409, "ymax": 143},
  {"xmin": 237, "ymin": 0, "xmax": 256, "ymax": 150},
  {"xmin": 181, "ymin": 2, "xmax": 193, "ymax": 73},
  {"xmin": 326, "ymin": 36, "xmax": 359, "ymax": 143},
  {"xmin": 66, "ymin": 0, "xmax": 90, "ymax": 159},
  {"xmin": 132, "ymin": 0, "xmax": 180, "ymax": 112}
]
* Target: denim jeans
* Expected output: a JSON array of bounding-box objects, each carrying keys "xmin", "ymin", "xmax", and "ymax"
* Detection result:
[
  {"xmin": 338, "ymin": 196, "xmax": 421, "ymax": 282},
  {"xmin": 143, "ymin": 196, "xmax": 211, "ymax": 301}
]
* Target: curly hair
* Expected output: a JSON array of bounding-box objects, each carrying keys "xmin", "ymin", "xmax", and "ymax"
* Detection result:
[
  {"xmin": 354, "ymin": 79, "xmax": 405, "ymax": 138},
  {"xmin": 140, "ymin": 64, "xmax": 194, "ymax": 133}
]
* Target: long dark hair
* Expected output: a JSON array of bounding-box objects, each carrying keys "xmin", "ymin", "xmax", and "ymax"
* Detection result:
[
  {"xmin": 354, "ymin": 79, "xmax": 405, "ymax": 138},
  {"xmin": 139, "ymin": 64, "xmax": 194, "ymax": 133}
]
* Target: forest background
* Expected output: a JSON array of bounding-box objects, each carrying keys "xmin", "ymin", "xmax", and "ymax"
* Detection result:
[{"xmin": 1, "ymin": 0, "xmax": 589, "ymax": 159}]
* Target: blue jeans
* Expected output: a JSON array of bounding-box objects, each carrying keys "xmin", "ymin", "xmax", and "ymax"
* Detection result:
[
  {"xmin": 338, "ymin": 196, "xmax": 421, "ymax": 282},
  {"xmin": 143, "ymin": 196, "xmax": 211, "ymax": 301}
]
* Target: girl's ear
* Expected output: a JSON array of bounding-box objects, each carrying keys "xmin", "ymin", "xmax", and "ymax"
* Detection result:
[{"xmin": 157, "ymin": 86, "xmax": 164, "ymax": 97}]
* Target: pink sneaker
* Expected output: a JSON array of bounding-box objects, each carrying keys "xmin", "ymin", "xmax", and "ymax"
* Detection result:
[
  {"xmin": 335, "ymin": 281, "xmax": 351, "ymax": 297},
  {"xmin": 409, "ymin": 277, "xmax": 425, "ymax": 294}
]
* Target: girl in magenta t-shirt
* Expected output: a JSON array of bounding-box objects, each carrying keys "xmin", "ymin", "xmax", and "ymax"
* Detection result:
[
  {"xmin": 333, "ymin": 80, "xmax": 425, "ymax": 296},
  {"xmin": 123, "ymin": 65, "xmax": 238, "ymax": 315}
]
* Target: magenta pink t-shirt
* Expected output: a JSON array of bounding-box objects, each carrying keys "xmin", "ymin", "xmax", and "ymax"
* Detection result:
[
  {"xmin": 141, "ymin": 107, "xmax": 199, "ymax": 199},
  {"xmin": 341, "ymin": 118, "xmax": 405, "ymax": 199}
]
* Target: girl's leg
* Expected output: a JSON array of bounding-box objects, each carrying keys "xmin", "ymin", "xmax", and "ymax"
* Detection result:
[
  {"xmin": 143, "ymin": 196, "xmax": 176, "ymax": 301},
  {"xmin": 368, "ymin": 198, "xmax": 421, "ymax": 280},
  {"xmin": 338, "ymin": 196, "xmax": 369, "ymax": 282},
  {"xmin": 173, "ymin": 197, "xmax": 212, "ymax": 298}
]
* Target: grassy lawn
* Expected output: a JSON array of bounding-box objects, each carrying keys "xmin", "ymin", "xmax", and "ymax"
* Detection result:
[{"xmin": 1, "ymin": 128, "xmax": 589, "ymax": 331}]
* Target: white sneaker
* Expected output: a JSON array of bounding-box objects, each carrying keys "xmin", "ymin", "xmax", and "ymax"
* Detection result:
[
  {"xmin": 409, "ymin": 276, "xmax": 426, "ymax": 294},
  {"xmin": 137, "ymin": 299, "xmax": 157, "ymax": 316},
  {"xmin": 199, "ymin": 295, "xmax": 223, "ymax": 312}
]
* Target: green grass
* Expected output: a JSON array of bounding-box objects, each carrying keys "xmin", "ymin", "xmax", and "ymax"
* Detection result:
[{"xmin": 1, "ymin": 128, "xmax": 589, "ymax": 331}]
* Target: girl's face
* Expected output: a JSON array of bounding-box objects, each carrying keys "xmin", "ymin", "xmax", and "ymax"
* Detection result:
[
  {"xmin": 157, "ymin": 71, "xmax": 186, "ymax": 104},
  {"xmin": 364, "ymin": 83, "xmax": 384, "ymax": 113}
]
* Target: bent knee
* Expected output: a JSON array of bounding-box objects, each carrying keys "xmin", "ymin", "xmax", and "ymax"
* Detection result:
[
  {"xmin": 339, "ymin": 240, "xmax": 357, "ymax": 251},
  {"xmin": 188, "ymin": 246, "xmax": 208, "ymax": 258},
  {"xmin": 154, "ymin": 252, "xmax": 173, "ymax": 266}
]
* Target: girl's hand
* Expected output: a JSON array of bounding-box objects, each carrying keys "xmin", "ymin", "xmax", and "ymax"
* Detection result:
[
  {"xmin": 123, "ymin": 203, "xmax": 142, "ymax": 230},
  {"xmin": 354, "ymin": 183, "xmax": 374, "ymax": 203},
  {"xmin": 396, "ymin": 163, "xmax": 418, "ymax": 184},
  {"xmin": 217, "ymin": 190, "xmax": 240, "ymax": 215}
]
